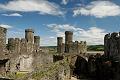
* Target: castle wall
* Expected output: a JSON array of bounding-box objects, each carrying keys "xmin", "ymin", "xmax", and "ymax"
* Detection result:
[
  {"xmin": 0, "ymin": 27, "xmax": 7, "ymax": 53},
  {"xmin": 57, "ymin": 31, "xmax": 87, "ymax": 54},
  {"xmin": 14, "ymin": 38, "xmax": 21, "ymax": 54},
  {"xmin": 0, "ymin": 59, "xmax": 9, "ymax": 73},
  {"xmin": 19, "ymin": 54, "xmax": 34, "ymax": 72},
  {"xmin": 21, "ymin": 59, "xmax": 70, "ymax": 80},
  {"xmin": 25, "ymin": 29, "xmax": 34, "ymax": 43},
  {"xmin": 34, "ymin": 36, "xmax": 40, "ymax": 50},
  {"xmin": 25, "ymin": 29, "xmax": 34, "ymax": 53},
  {"xmin": 65, "ymin": 31, "xmax": 73, "ymax": 53},
  {"xmin": 57, "ymin": 37, "xmax": 64, "ymax": 53},
  {"xmin": 8, "ymin": 38, "xmax": 15, "ymax": 52},
  {"xmin": 20, "ymin": 38, "xmax": 27, "ymax": 54},
  {"xmin": 104, "ymin": 32, "xmax": 120, "ymax": 59},
  {"xmin": 104, "ymin": 34, "xmax": 110, "ymax": 57},
  {"xmin": 79, "ymin": 41, "xmax": 87, "ymax": 54},
  {"xmin": 109, "ymin": 33, "xmax": 119, "ymax": 56},
  {"xmin": 33, "ymin": 51, "xmax": 53, "ymax": 68},
  {"xmin": 9, "ymin": 57, "xmax": 18, "ymax": 72}
]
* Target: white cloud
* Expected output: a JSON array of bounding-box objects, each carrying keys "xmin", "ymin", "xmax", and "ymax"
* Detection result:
[
  {"xmin": 49, "ymin": 36, "xmax": 55, "ymax": 39},
  {"xmin": 74, "ymin": 27, "xmax": 107, "ymax": 45},
  {"xmin": 0, "ymin": 24, "xmax": 13, "ymax": 28},
  {"xmin": 61, "ymin": 0, "xmax": 69, "ymax": 5},
  {"xmin": 73, "ymin": 1, "xmax": 120, "ymax": 18},
  {"xmin": 40, "ymin": 36, "xmax": 57, "ymax": 46},
  {"xmin": 47, "ymin": 24, "xmax": 107, "ymax": 45},
  {"xmin": 0, "ymin": 0, "xmax": 63, "ymax": 16},
  {"xmin": 2, "ymin": 13, "xmax": 22, "ymax": 17}
]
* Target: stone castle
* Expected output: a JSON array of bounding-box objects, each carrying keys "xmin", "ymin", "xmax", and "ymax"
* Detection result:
[
  {"xmin": 2, "ymin": 26, "xmax": 119, "ymax": 80},
  {"xmin": 57, "ymin": 31, "xmax": 87, "ymax": 54},
  {"xmin": 104, "ymin": 32, "xmax": 120, "ymax": 61},
  {"xmin": 0, "ymin": 27, "xmax": 53, "ymax": 73},
  {"xmin": 0, "ymin": 26, "xmax": 87, "ymax": 80}
]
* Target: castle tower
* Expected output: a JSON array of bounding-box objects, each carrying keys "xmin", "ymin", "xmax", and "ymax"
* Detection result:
[
  {"xmin": 34, "ymin": 36, "xmax": 40, "ymax": 50},
  {"xmin": 25, "ymin": 29, "xmax": 34, "ymax": 53},
  {"xmin": 8, "ymin": 38, "xmax": 15, "ymax": 51},
  {"xmin": 104, "ymin": 34, "xmax": 110, "ymax": 57},
  {"xmin": 75, "ymin": 41, "xmax": 79, "ymax": 53},
  {"xmin": 57, "ymin": 37, "xmax": 64, "ymax": 53},
  {"xmin": 14, "ymin": 38, "xmax": 20, "ymax": 53},
  {"xmin": 0, "ymin": 27, "xmax": 7, "ymax": 52},
  {"xmin": 118, "ymin": 32, "xmax": 120, "ymax": 55},
  {"xmin": 109, "ymin": 32, "xmax": 118, "ymax": 57},
  {"xmin": 20, "ymin": 38, "xmax": 27, "ymax": 54},
  {"xmin": 25, "ymin": 29, "xmax": 34, "ymax": 43},
  {"xmin": 65, "ymin": 31, "xmax": 73, "ymax": 53}
]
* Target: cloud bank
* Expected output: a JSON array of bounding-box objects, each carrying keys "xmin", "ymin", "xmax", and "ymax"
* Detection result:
[
  {"xmin": 0, "ymin": 24, "xmax": 13, "ymax": 28},
  {"xmin": 0, "ymin": 0, "xmax": 64, "ymax": 16},
  {"xmin": 73, "ymin": 1, "xmax": 120, "ymax": 18},
  {"xmin": 2, "ymin": 13, "xmax": 22, "ymax": 17}
]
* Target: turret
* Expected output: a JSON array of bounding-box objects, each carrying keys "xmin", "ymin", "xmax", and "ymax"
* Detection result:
[
  {"xmin": 14, "ymin": 38, "xmax": 20, "ymax": 53},
  {"xmin": 57, "ymin": 37, "xmax": 64, "ymax": 53},
  {"xmin": 20, "ymin": 38, "xmax": 27, "ymax": 54},
  {"xmin": 65, "ymin": 31, "xmax": 73, "ymax": 53},
  {"xmin": 8, "ymin": 38, "xmax": 15, "ymax": 51},
  {"xmin": 25, "ymin": 29, "xmax": 34, "ymax": 44},
  {"xmin": 34, "ymin": 36, "xmax": 40, "ymax": 50},
  {"xmin": 0, "ymin": 27, "xmax": 7, "ymax": 52}
]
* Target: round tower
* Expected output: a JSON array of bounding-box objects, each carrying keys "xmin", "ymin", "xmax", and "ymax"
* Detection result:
[
  {"xmin": 8, "ymin": 38, "xmax": 15, "ymax": 51},
  {"xmin": 65, "ymin": 31, "xmax": 73, "ymax": 53},
  {"xmin": 65, "ymin": 31, "xmax": 73, "ymax": 44},
  {"xmin": 57, "ymin": 37, "xmax": 63, "ymax": 53},
  {"xmin": 34, "ymin": 36, "xmax": 40, "ymax": 49},
  {"xmin": 0, "ymin": 27, "xmax": 7, "ymax": 52},
  {"xmin": 20, "ymin": 38, "xmax": 27, "ymax": 54},
  {"xmin": 14, "ymin": 38, "xmax": 20, "ymax": 53},
  {"xmin": 25, "ymin": 29, "xmax": 34, "ymax": 44},
  {"xmin": 57, "ymin": 37, "xmax": 63, "ymax": 45}
]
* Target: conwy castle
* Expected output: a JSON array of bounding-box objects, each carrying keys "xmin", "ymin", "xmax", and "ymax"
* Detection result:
[
  {"xmin": 0, "ymin": 26, "xmax": 120, "ymax": 80},
  {"xmin": 57, "ymin": 31, "xmax": 87, "ymax": 54},
  {"xmin": 0, "ymin": 27, "xmax": 53, "ymax": 73},
  {"xmin": 0, "ymin": 26, "xmax": 87, "ymax": 80}
]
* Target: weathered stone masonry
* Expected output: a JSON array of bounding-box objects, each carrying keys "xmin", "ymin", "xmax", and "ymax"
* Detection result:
[
  {"xmin": 0, "ymin": 27, "xmax": 7, "ymax": 53},
  {"xmin": 104, "ymin": 32, "xmax": 120, "ymax": 59},
  {"xmin": 0, "ymin": 27, "xmax": 8, "ymax": 73},
  {"xmin": 57, "ymin": 37, "xmax": 64, "ymax": 53},
  {"xmin": 57, "ymin": 31, "xmax": 87, "ymax": 54},
  {"xmin": 0, "ymin": 26, "xmax": 53, "ymax": 73},
  {"xmin": 34, "ymin": 36, "xmax": 40, "ymax": 51}
]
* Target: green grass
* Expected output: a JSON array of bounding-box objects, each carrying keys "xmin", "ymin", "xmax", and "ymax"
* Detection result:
[{"xmin": 87, "ymin": 45, "xmax": 104, "ymax": 51}]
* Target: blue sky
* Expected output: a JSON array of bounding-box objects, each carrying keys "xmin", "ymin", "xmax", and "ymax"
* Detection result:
[{"xmin": 0, "ymin": 0, "xmax": 120, "ymax": 46}]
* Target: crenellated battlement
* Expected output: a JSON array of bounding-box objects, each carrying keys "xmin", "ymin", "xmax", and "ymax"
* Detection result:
[
  {"xmin": 57, "ymin": 31, "xmax": 87, "ymax": 54},
  {"xmin": 104, "ymin": 32, "xmax": 120, "ymax": 58},
  {"xmin": 25, "ymin": 29, "xmax": 34, "ymax": 33},
  {"xmin": 7, "ymin": 29, "xmax": 40, "ymax": 54},
  {"xmin": 0, "ymin": 26, "xmax": 7, "ymax": 33},
  {"xmin": 65, "ymin": 31, "xmax": 73, "ymax": 35}
]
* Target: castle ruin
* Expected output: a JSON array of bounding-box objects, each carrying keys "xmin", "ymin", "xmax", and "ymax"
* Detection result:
[
  {"xmin": 57, "ymin": 31, "xmax": 87, "ymax": 54},
  {"xmin": 104, "ymin": 32, "xmax": 120, "ymax": 60},
  {"xmin": 0, "ymin": 26, "xmax": 88, "ymax": 80},
  {"xmin": 0, "ymin": 26, "xmax": 53, "ymax": 73}
]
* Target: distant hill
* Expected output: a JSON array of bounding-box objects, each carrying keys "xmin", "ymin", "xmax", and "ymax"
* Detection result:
[
  {"xmin": 87, "ymin": 45, "xmax": 104, "ymax": 51},
  {"xmin": 41, "ymin": 45, "xmax": 104, "ymax": 51}
]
